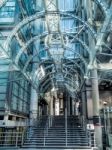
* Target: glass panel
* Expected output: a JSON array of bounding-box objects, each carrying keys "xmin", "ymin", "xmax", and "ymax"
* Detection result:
[
  {"xmin": 0, "ymin": 85, "xmax": 6, "ymax": 93},
  {"xmin": 11, "ymin": 95, "xmax": 17, "ymax": 110},
  {"xmin": 0, "ymin": 101, "xmax": 5, "ymax": 108},
  {"xmin": 0, "ymin": 94, "xmax": 6, "ymax": 100}
]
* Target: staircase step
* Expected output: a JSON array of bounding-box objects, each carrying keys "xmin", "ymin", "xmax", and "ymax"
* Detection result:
[
  {"xmin": 22, "ymin": 145, "xmax": 92, "ymax": 149},
  {"xmin": 31, "ymin": 128, "xmax": 84, "ymax": 130},
  {"xmin": 23, "ymin": 116, "xmax": 91, "ymax": 149},
  {"xmin": 27, "ymin": 137, "xmax": 88, "ymax": 139},
  {"xmin": 27, "ymin": 136, "xmax": 88, "ymax": 138}
]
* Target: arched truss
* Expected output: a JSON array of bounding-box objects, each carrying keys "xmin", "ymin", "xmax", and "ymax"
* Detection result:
[
  {"xmin": 65, "ymin": 33, "xmax": 91, "ymax": 54},
  {"xmin": 92, "ymin": 0, "xmax": 108, "ymax": 15},
  {"xmin": 1, "ymin": 1, "xmax": 109, "ymax": 58},
  {"xmin": 38, "ymin": 62, "xmax": 82, "ymax": 86},
  {"xmin": 62, "ymin": 59, "xmax": 85, "ymax": 75},
  {"xmin": 62, "ymin": 65, "xmax": 82, "ymax": 80},
  {"xmin": 31, "ymin": 54, "xmax": 84, "ymax": 86},
  {"xmin": 38, "ymin": 63, "xmax": 82, "ymax": 84},
  {"xmin": 36, "ymin": 57, "xmax": 85, "ymax": 80},
  {"xmin": 21, "ymin": 48, "xmax": 87, "ymax": 83},
  {"xmin": 14, "ymin": 33, "xmax": 47, "ymax": 64},
  {"xmin": 14, "ymin": 32, "xmax": 91, "ymax": 63},
  {"xmin": 5, "ymin": 0, "xmax": 108, "ymax": 50},
  {"xmin": 1, "ymin": 0, "xmax": 109, "ymax": 92},
  {"xmin": 13, "ymin": 32, "xmax": 90, "ymax": 71},
  {"xmin": 63, "ymin": 46, "xmax": 88, "ymax": 65},
  {"xmin": 40, "ymin": 78, "xmax": 80, "ymax": 96},
  {"xmin": 42, "ymin": 82, "xmax": 78, "ymax": 98},
  {"xmin": 5, "ymin": 11, "xmax": 97, "ymax": 51},
  {"xmin": 39, "ymin": 71, "xmax": 81, "ymax": 94},
  {"xmin": 4, "ymin": 8, "xmax": 105, "ymax": 81}
]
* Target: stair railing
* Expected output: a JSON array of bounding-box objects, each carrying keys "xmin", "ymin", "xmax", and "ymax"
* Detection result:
[{"xmin": 0, "ymin": 131, "xmax": 24, "ymax": 147}]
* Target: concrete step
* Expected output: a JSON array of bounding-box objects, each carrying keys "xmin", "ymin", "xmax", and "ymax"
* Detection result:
[
  {"xmin": 25, "ymin": 138, "xmax": 89, "ymax": 142},
  {"xmin": 27, "ymin": 135, "xmax": 88, "ymax": 138},
  {"xmin": 23, "ymin": 116, "xmax": 91, "ymax": 150},
  {"xmin": 27, "ymin": 137, "xmax": 88, "ymax": 139},
  {"xmin": 29, "ymin": 131, "xmax": 85, "ymax": 134},
  {"xmin": 31, "ymin": 127, "xmax": 83, "ymax": 129},
  {"xmin": 22, "ymin": 145, "xmax": 92, "ymax": 149},
  {"xmin": 24, "ymin": 142, "xmax": 89, "ymax": 145}
]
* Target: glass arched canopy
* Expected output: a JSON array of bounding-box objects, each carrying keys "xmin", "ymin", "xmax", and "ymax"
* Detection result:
[{"xmin": 1, "ymin": 0, "xmax": 112, "ymax": 96}]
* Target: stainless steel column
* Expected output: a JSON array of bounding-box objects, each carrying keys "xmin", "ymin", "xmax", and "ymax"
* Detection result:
[
  {"xmin": 91, "ymin": 69, "xmax": 102, "ymax": 149},
  {"xmin": 81, "ymin": 86, "xmax": 87, "ymax": 119},
  {"xmin": 30, "ymin": 88, "xmax": 38, "ymax": 126},
  {"xmin": 72, "ymin": 99, "xmax": 75, "ymax": 115},
  {"xmin": 50, "ymin": 97, "xmax": 53, "ymax": 116}
]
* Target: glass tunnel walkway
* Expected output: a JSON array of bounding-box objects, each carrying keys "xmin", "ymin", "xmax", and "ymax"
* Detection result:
[{"xmin": 0, "ymin": 0, "xmax": 112, "ymax": 150}]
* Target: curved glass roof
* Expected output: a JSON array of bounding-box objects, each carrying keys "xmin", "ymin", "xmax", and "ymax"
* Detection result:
[{"xmin": 0, "ymin": 0, "xmax": 112, "ymax": 97}]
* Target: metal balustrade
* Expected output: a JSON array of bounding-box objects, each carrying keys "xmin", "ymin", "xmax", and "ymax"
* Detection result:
[
  {"xmin": 0, "ymin": 132, "xmax": 23, "ymax": 147},
  {"xmin": 0, "ymin": 116, "xmax": 97, "ymax": 149},
  {"xmin": 22, "ymin": 115, "xmax": 97, "ymax": 149}
]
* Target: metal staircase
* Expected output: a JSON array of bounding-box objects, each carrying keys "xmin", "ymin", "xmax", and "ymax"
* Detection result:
[{"xmin": 22, "ymin": 115, "xmax": 96, "ymax": 149}]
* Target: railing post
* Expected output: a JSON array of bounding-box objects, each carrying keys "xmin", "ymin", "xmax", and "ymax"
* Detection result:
[
  {"xmin": 26, "ymin": 127, "xmax": 29, "ymax": 140},
  {"xmin": 48, "ymin": 116, "xmax": 50, "ymax": 128},
  {"xmin": 89, "ymin": 130, "xmax": 91, "ymax": 147},
  {"xmin": 16, "ymin": 132, "xmax": 18, "ymax": 147},
  {"xmin": 51, "ymin": 115, "xmax": 53, "ymax": 127},
  {"xmin": 44, "ymin": 131, "xmax": 45, "ymax": 146},
  {"xmin": 65, "ymin": 108, "xmax": 67, "ymax": 147},
  {"xmin": 94, "ymin": 131, "xmax": 96, "ymax": 147},
  {"xmin": 4, "ymin": 132, "xmax": 7, "ymax": 146},
  {"xmin": 43, "ymin": 116, "xmax": 49, "ymax": 147},
  {"xmin": 21, "ymin": 132, "xmax": 24, "ymax": 146},
  {"xmin": 47, "ymin": 123, "xmax": 48, "ymax": 136}
]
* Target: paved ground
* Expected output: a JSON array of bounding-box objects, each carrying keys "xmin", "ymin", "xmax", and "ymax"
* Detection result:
[
  {"xmin": 0, "ymin": 148, "xmax": 93, "ymax": 150},
  {"xmin": 0, "ymin": 149, "xmax": 80, "ymax": 150}
]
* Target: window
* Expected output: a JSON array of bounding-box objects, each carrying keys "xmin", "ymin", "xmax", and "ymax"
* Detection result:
[
  {"xmin": 0, "ymin": 0, "xmax": 15, "ymax": 23},
  {"xmin": 0, "ymin": 93, "xmax": 6, "ymax": 100},
  {"xmin": 0, "ymin": 100, "xmax": 5, "ymax": 108}
]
